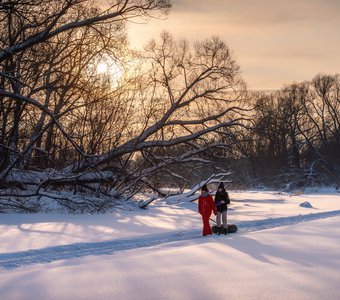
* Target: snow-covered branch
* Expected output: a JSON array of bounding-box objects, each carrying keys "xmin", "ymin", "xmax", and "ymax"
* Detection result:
[
  {"xmin": 138, "ymin": 172, "xmax": 232, "ymax": 209},
  {"xmin": 165, "ymin": 173, "xmax": 232, "ymax": 204}
]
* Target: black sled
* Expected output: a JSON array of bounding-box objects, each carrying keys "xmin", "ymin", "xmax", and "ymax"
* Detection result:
[{"xmin": 212, "ymin": 224, "xmax": 238, "ymax": 234}]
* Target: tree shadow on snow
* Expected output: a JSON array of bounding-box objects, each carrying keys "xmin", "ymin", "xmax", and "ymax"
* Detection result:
[{"xmin": 226, "ymin": 236, "xmax": 312, "ymax": 267}]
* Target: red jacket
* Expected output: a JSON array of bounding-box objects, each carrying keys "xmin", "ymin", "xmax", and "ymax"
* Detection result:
[{"xmin": 198, "ymin": 193, "xmax": 217, "ymax": 216}]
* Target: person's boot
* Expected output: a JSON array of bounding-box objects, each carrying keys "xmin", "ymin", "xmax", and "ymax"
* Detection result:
[
  {"xmin": 224, "ymin": 226, "xmax": 228, "ymax": 235},
  {"xmin": 217, "ymin": 227, "xmax": 222, "ymax": 235}
]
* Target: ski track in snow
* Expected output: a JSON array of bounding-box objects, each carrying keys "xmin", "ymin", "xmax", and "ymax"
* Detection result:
[{"xmin": 1, "ymin": 210, "xmax": 340, "ymax": 270}]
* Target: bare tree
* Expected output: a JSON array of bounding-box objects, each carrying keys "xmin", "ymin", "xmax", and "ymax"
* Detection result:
[
  {"xmin": 0, "ymin": 0, "xmax": 170, "ymax": 174},
  {"xmin": 0, "ymin": 0, "xmax": 171, "ymax": 62},
  {"xmin": 55, "ymin": 33, "xmax": 249, "ymax": 195},
  {"xmin": 243, "ymin": 74, "xmax": 340, "ymax": 188},
  {"xmin": 0, "ymin": 0, "xmax": 173, "ymax": 211},
  {"xmin": 0, "ymin": 0, "xmax": 250, "ymax": 212}
]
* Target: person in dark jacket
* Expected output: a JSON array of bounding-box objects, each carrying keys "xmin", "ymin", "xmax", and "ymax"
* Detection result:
[
  {"xmin": 198, "ymin": 184, "xmax": 217, "ymax": 236},
  {"xmin": 214, "ymin": 182, "xmax": 230, "ymax": 234}
]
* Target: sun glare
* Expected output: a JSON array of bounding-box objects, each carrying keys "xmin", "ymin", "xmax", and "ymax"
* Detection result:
[
  {"xmin": 96, "ymin": 62, "xmax": 108, "ymax": 74},
  {"xmin": 96, "ymin": 60, "xmax": 123, "ymax": 84}
]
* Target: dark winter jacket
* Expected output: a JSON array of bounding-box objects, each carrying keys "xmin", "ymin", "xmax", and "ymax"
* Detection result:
[
  {"xmin": 214, "ymin": 191, "xmax": 230, "ymax": 212},
  {"xmin": 198, "ymin": 192, "xmax": 217, "ymax": 216}
]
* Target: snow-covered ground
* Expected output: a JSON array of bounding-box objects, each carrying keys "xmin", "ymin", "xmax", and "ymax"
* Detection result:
[{"xmin": 1, "ymin": 190, "xmax": 340, "ymax": 299}]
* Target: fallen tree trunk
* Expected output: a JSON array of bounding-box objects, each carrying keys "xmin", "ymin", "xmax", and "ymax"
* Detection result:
[{"xmin": 138, "ymin": 172, "xmax": 232, "ymax": 209}]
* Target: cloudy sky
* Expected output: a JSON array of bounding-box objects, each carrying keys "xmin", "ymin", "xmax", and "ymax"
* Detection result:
[{"xmin": 128, "ymin": 0, "xmax": 340, "ymax": 90}]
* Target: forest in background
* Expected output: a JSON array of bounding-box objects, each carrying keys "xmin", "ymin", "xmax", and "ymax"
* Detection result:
[{"xmin": 0, "ymin": 0, "xmax": 339, "ymax": 212}]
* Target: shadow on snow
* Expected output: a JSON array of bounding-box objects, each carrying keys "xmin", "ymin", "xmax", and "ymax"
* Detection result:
[{"xmin": 1, "ymin": 209, "xmax": 340, "ymax": 270}]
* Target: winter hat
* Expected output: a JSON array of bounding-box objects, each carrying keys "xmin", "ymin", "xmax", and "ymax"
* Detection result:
[
  {"xmin": 201, "ymin": 184, "xmax": 208, "ymax": 192},
  {"xmin": 218, "ymin": 182, "xmax": 225, "ymax": 190}
]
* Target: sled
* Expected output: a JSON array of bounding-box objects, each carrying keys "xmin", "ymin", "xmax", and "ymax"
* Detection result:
[{"xmin": 212, "ymin": 224, "xmax": 238, "ymax": 234}]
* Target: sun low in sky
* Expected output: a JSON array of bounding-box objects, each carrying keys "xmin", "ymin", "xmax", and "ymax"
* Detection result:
[
  {"xmin": 128, "ymin": 0, "xmax": 340, "ymax": 90},
  {"xmin": 96, "ymin": 62, "xmax": 109, "ymax": 74},
  {"xmin": 96, "ymin": 59, "xmax": 123, "ymax": 83}
]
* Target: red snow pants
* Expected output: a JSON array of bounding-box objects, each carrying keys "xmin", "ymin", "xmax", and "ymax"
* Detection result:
[{"xmin": 201, "ymin": 213, "xmax": 212, "ymax": 235}]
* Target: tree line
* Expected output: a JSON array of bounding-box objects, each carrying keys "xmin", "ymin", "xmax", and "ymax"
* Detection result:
[{"xmin": 241, "ymin": 74, "xmax": 340, "ymax": 189}]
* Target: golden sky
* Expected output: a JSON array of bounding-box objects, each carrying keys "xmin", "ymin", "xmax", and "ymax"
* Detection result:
[{"xmin": 128, "ymin": 0, "xmax": 340, "ymax": 90}]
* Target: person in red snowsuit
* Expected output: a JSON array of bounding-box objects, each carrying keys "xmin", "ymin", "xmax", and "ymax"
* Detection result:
[{"xmin": 198, "ymin": 184, "xmax": 217, "ymax": 236}]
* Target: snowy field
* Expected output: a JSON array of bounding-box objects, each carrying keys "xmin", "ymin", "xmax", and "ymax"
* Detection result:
[{"xmin": 1, "ymin": 190, "xmax": 340, "ymax": 300}]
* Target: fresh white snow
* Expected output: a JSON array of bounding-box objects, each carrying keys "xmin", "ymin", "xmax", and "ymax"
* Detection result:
[{"xmin": 1, "ymin": 190, "xmax": 340, "ymax": 300}]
